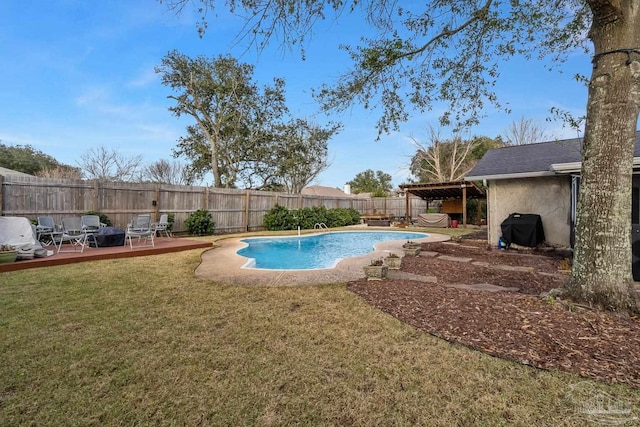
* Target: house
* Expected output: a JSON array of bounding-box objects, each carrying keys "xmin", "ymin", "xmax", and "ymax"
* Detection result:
[
  {"xmin": 465, "ymin": 131, "xmax": 640, "ymax": 248},
  {"xmin": 301, "ymin": 185, "xmax": 366, "ymax": 198},
  {"xmin": 0, "ymin": 166, "xmax": 33, "ymax": 177}
]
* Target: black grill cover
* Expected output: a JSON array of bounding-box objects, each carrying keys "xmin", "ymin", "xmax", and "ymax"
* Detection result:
[
  {"xmin": 500, "ymin": 213, "xmax": 545, "ymax": 247},
  {"xmin": 95, "ymin": 227, "xmax": 125, "ymax": 247}
]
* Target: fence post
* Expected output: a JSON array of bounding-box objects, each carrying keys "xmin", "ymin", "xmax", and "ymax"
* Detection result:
[
  {"xmin": 0, "ymin": 175, "xmax": 3, "ymax": 215},
  {"xmin": 244, "ymin": 190, "xmax": 250, "ymax": 232},
  {"xmin": 93, "ymin": 180, "xmax": 99, "ymax": 212},
  {"xmin": 154, "ymin": 184, "xmax": 160, "ymax": 221},
  {"xmin": 462, "ymin": 184, "xmax": 467, "ymax": 228},
  {"xmin": 404, "ymin": 192, "xmax": 410, "ymax": 222}
]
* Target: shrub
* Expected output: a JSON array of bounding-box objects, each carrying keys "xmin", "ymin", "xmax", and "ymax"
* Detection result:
[
  {"xmin": 166, "ymin": 213, "xmax": 175, "ymax": 231},
  {"xmin": 263, "ymin": 205, "xmax": 361, "ymax": 231},
  {"xmin": 84, "ymin": 210, "xmax": 111, "ymax": 227},
  {"xmin": 185, "ymin": 209, "xmax": 215, "ymax": 236},
  {"xmin": 326, "ymin": 208, "xmax": 360, "ymax": 227},
  {"xmin": 263, "ymin": 205, "xmax": 295, "ymax": 231},
  {"xmin": 297, "ymin": 206, "xmax": 328, "ymax": 229}
]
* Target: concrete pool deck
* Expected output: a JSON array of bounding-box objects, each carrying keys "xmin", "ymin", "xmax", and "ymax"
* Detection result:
[{"xmin": 195, "ymin": 230, "xmax": 451, "ymax": 286}]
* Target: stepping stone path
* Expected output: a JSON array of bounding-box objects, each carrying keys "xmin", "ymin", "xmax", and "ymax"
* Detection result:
[
  {"xmin": 393, "ymin": 242, "xmax": 551, "ymax": 293},
  {"xmin": 438, "ymin": 255, "xmax": 474, "ymax": 263},
  {"xmin": 388, "ymin": 270, "xmax": 437, "ymax": 283},
  {"xmin": 448, "ymin": 283, "xmax": 520, "ymax": 293}
]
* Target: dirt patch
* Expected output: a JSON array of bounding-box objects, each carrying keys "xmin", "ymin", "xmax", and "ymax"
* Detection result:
[{"xmin": 347, "ymin": 240, "xmax": 640, "ymax": 388}]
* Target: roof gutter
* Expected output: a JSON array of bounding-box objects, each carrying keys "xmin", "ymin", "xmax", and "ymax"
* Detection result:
[
  {"xmin": 551, "ymin": 157, "xmax": 640, "ymax": 174},
  {"xmin": 549, "ymin": 162, "xmax": 581, "ymax": 174}
]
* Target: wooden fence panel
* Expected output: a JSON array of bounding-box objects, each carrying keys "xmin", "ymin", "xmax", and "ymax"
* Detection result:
[
  {"xmin": 245, "ymin": 190, "xmax": 277, "ymax": 232},
  {"xmin": 206, "ymin": 188, "xmax": 250, "ymax": 234},
  {"xmin": 1, "ymin": 176, "xmax": 94, "ymax": 224},
  {"xmin": 158, "ymin": 184, "xmax": 207, "ymax": 232},
  {"xmin": 96, "ymin": 181, "xmax": 158, "ymax": 229},
  {"xmin": 277, "ymin": 194, "xmax": 302, "ymax": 210},
  {"xmin": 0, "ymin": 175, "xmax": 428, "ymax": 234}
]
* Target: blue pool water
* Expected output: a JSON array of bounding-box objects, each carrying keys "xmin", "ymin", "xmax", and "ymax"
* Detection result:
[{"xmin": 237, "ymin": 231, "xmax": 429, "ymax": 270}]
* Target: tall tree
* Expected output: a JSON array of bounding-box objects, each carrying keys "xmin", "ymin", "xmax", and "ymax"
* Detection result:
[
  {"xmin": 347, "ymin": 169, "xmax": 393, "ymax": 195},
  {"xmin": 144, "ymin": 159, "xmax": 193, "ymax": 185},
  {"xmin": 410, "ymin": 128, "xmax": 478, "ymax": 183},
  {"xmin": 78, "ymin": 146, "xmax": 143, "ymax": 182},
  {"xmin": 37, "ymin": 165, "xmax": 82, "ymax": 180},
  {"xmin": 411, "ymin": 130, "xmax": 504, "ymax": 183},
  {"xmin": 503, "ymin": 117, "xmax": 549, "ymax": 145},
  {"xmin": 468, "ymin": 135, "xmax": 505, "ymax": 161},
  {"xmin": 0, "ymin": 143, "xmax": 71, "ymax": 175},
  {"xmin": 569, "ymin": 1, "xmax": 640, "ymax": 312},
  {"xmin": 162, "ymin": 1, "xmax": 640, "ymax": 312},
  {"xmin": 269, "ymin": 119, "xmax": 340, "ymax": 193},
  {"xmin": 156, "ymin": 50, "xmax": 288, "ymax": 188}
]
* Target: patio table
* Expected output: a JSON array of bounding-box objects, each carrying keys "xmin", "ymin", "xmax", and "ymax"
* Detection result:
[{"xmin": 94, "ymin": 227, "xmax": 125, "ymax": 247}]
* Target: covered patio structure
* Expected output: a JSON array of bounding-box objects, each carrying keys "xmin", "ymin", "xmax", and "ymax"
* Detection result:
[{"xmin": 400, "ymin": 181, "xmax": 486, "ymax": 228}]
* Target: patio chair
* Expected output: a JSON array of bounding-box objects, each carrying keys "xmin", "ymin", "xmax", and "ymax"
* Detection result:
[
  {"xmin": 36, "ymin": 216, "xmax": 62, "ymax": 249},
  {"xmin": 58, "ymin": 217, "xmax": 89, "ymax": 253},
  {"xmin": 153, "ymin": 214, "xmax": 172, "ymax": 238},
  {"xmin": 81, "ymin": 215, "xmax": 104, "ymax": 248},
  {"xmin": 126, "ymin": 214, "xmax": 155, "ymax": 249}
]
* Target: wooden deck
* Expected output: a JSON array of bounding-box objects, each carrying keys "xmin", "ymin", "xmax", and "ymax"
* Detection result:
[{"xmin": 0, "ymin": 237, "xmax": 213, "ymax": 273}]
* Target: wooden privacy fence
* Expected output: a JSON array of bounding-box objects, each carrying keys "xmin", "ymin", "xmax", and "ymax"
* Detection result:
[{"xmin": 0, "ymin": 175, "xmax": 428, "ymax": 234}]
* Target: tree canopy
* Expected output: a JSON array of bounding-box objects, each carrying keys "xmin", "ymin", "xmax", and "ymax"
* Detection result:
[
  {"xmin": 410, "ymin": 130, "xmax": 503, "ymax": 183},
  {"xmin": 160, "ymin": 1, "xmax": 591, "ymax": 134},
  {"xmin": 78, "ymin": 146, "xmax": 144, "ymax": 182},
  {"xmin": 502, "ymin": 117, "xmax": 550, "ymax": 146},
  {"xmin": 346, "ymin": 169, "xmax": 393, "ymax": 196},
  {"xmin": 268, "ymin": 119, "xmax": 341, "ymax": 193},
  {"xmin": 0, "ymin": 143, "xmax": 77, "ymax": 176},
  {"xmin": 160, "ymin": 0, "xmax": 640, "ymax": 313},
  {"xmin": 143, "ymin": 159, "xmax": 193, "ymax": 186},
  {"xmin": 157, "ymin": 50, "xmax": 339, "ymax": 191}
]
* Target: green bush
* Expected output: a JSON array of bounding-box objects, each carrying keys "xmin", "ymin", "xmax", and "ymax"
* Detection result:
[
  {"xmin": 166, "ymin": 213, "xmax": 175, "ymax": 231},
  {"xmin": 326, "ymin": 208, "xmax": 360, "ymax": 227},
  {"xmin": 263, "ymin": 205, "xmax": 295, "ymax": 231},
  {"xmin": 184, "ymin": 209, "xmax": 215, "ymax": 236},
  {"xmin": 84, "ymin": 210, "xmax": 112, "ymax": 227},
  {"xmin": 297, "ymin": 206, "xmax": 328, "ymax": 229},
  {"xmin": 263, "ymin": 205, "xmax": 360, "ymax": 231}
]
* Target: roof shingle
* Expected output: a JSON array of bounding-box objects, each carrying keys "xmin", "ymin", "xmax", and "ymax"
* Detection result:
[{"xmin": 466, "ymin": 131, "xmax": 640, "ymax": 179}]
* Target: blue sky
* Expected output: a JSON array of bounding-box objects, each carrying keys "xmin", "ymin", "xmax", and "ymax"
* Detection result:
[{"xmin": 1, "ymin": 0, "xmax": 589, "ymax": 189}]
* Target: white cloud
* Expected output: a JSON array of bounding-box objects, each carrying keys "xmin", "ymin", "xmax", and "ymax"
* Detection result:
[
  {"xmin": 127, "ymin": 66, "xmax": 159, "ymax": 88},
  {"xmin": 74, "ymin": 86, "xmax": 110, "ymax": 106}
]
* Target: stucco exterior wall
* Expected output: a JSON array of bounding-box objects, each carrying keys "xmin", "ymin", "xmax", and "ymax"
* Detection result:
[{"xmin": 487, "ymin": 176, "xmax": 571, "ymax": 247}]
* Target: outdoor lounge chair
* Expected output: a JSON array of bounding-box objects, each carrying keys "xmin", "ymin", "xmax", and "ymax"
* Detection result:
[
  {"xmin": 58, "ymin": 217, "xmax": 89, "ymax": 253},
  {"xmin": 153, "ymin": 214, "xmax": 172, "ymax": 238},
  {"xmin": 36, "ymin": 216, "xmax": 62, "ymax": 249},
  {"xmin": 81, "ymin": 215, "xmax": 104, "ymax": 248},
  {"xmin": 126, "ymin": 214, "xmax": 155, "ymax": 249}
]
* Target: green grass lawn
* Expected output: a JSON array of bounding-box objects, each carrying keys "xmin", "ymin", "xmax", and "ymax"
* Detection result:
[{"xmin": 1, "ymin": 245, "xmax": 638, "ymax": 426}]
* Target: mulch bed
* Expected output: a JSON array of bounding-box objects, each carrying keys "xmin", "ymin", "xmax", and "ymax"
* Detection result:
[{"xmin": 347, "ymin": 239, "xmax": 640, "ymax": 388}]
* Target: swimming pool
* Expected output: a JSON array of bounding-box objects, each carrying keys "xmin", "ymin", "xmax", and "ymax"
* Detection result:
[{"xmin": 237, "ymin": 231, "xmax": 429, "ymax": 270}]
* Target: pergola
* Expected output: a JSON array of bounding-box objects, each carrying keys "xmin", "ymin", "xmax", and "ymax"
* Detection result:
[{"xmin": 399, "ymin": 181, "xmax": 486, "ymax": 227}]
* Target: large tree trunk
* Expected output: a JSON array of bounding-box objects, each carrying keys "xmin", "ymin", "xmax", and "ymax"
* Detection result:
[{"xmin": 567, "ymin": 1, "xmax": 640, "ymax": 312}]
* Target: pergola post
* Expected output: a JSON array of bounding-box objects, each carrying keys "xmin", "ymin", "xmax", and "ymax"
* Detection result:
[
  {"xmin": 404, "ymin": 191, "xmax": 410, "ymax": 223},
  {"xmin": 399, "ymin": 181, "xmax": 485, "ymax": 230},
  {"xmin": 462, "ymin": 184, "xmax": 467, "ymax": 228}
]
